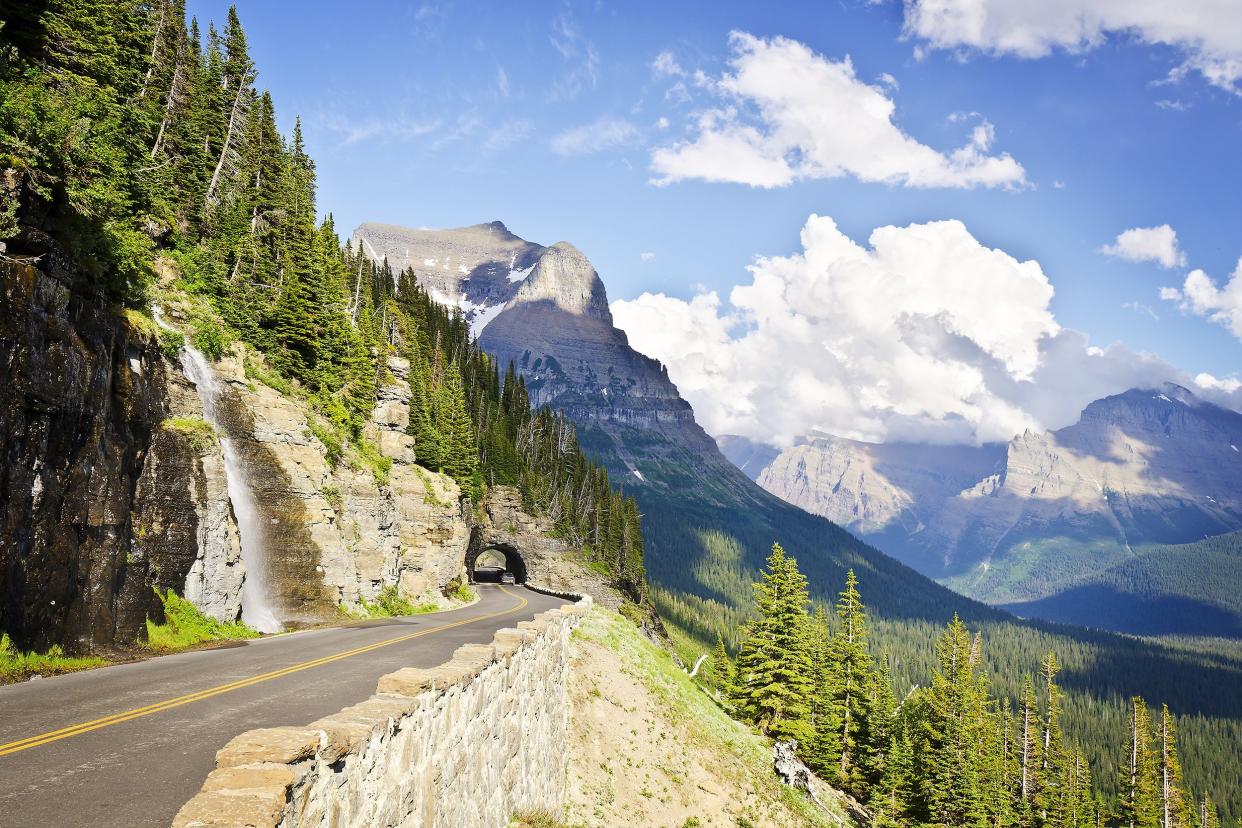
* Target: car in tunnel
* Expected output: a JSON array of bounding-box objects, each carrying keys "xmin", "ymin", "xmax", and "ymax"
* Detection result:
[{"xmin": 501, "ymin": 571, "xmax": 516, "ymax": 584}]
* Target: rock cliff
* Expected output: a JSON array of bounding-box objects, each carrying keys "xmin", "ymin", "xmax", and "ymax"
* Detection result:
[
  {"xmin": 154, "ymin": 296, "xmax": 474, "ymax": 628},
  {"xmin": 1, "ymin": 257, "xmax": 175, "ymax": 652}
]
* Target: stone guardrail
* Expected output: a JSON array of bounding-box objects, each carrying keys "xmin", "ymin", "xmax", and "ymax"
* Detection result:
[{"xmin": 173, "ymin": 592, "xmax": 593, "ymax": 828}]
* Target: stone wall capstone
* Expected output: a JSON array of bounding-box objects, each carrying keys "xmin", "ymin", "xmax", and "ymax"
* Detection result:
[{"xmin": 172, "ymin": 594, "xmax": 592, "ymax": 828}]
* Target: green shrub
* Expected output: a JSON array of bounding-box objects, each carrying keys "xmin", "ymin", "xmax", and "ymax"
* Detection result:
[
  {"xmin": 348, "ymin": 585, "xmax": 437, "ymax": 618},
  {"xmin": 353, "ymin": 436, "xmax": 392, "ymax": 487},
  {"xmin": 306, "ymin": 419, "xmax": 344, "ymax": 466},
  {"xmin": 0, "ymin": 633, "xmax": 107, "ymax": 684},
  {"xmin": 446, "ymin": 577, "xmax": 475, "ymax": 603},
  {"xmin": 145, "ymin": 589, "xmax": 260, "ymax": 651},
  {"xmin": 158, "ymin": 327, "xmax": 185, "ymax": 359},
  {"xmin": 321, "ymin": 483, "xmax": 343, "ymax": 512},
  {"xmin": 245, "ymin": 355, "xmax": 298, "ymax": 397},
  {"xmin": 191, "ymin": 317, "xmax": 226, "ymax": 361},
  {"xmin": 163, "ymin": 416, "xmax": 218, "ymax": 454},
  {"xmin": 123, "ymin": 307, "xmax": 159, "ymax": 337},
  {"xmin": 619, "ymin": 601, "xmax": 647, "ymax": 627}
]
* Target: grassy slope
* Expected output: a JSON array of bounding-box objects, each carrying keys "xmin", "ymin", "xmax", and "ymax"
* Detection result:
[{"xmin": 566, "ymin": 607, "xmax": 852, "ymax": 828}]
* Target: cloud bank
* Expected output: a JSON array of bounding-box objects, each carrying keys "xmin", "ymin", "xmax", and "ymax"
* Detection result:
[
  {"xmin": 649, "ymin": 32, "xmax": 1026, "ymax": 189},
  {"xmin": 901, "ymin": 0, "xmax": 1242, "ymax": 93},
  {"xmin": 613, "ymin": 215, "xmax": 1237, "ymax": 447}
]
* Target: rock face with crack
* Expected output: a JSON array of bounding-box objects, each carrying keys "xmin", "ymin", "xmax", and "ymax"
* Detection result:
[{"xmin": 0, "ymin": 256, "xmax": 181, "ymax": 652}]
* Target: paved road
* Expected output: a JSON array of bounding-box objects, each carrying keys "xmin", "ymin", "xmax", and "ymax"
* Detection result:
[{"xmin": 0, "ymin": 585, "xmax": 566, "ymax": 828}]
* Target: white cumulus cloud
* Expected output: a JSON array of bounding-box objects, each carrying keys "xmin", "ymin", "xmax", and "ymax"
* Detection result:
[
  {"xmin": 1099, "ymin": 225, "xmax": 1187, "ymax": 268},
  {"xmin": 649, "ymin": 32, "xmax": 1026, "ymax": 190},
  {"xmin": 901, "ymin": 0, "xmax": 1242, "ymax": 94},
  {"xmin": 613, "ymin": 215, "xmax": 1225, "ymax": 447},
  {"xmin": 551, "ymin": 117, "xmax": 638, "ymax": 156},
  {"xmin": 1161, "ymin": 257, "xmax": 1242, "ymax": 339}
]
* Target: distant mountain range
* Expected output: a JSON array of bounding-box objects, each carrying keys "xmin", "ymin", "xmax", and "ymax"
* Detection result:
[{"xmin": 722, "ymin": 383, "xmax": 1242, "ymax": 635}]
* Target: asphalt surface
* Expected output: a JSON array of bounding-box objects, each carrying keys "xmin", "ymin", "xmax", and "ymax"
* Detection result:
[{"xmin": 0, "ymin": 584, "xmax": 567, "ymax": 828}]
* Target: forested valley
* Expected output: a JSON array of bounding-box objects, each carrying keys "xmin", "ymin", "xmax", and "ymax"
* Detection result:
[{"xmin": 705, "ymin": 546, "xmax": 1227, "ymax": 828}]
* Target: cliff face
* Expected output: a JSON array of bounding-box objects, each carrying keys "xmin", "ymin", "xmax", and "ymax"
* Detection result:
[
  {"xmin": 1, "ymin": 252, "xmax": 474, "ymax": 652},
  {"xmin": 151, "ymin": 300, "xmax": 474, "ymax": 628},
  {"xmin": 0, "ymin": 257, "xmax": 172, "ymax": 652}
]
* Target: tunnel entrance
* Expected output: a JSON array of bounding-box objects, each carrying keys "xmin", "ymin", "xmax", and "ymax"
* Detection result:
[{"xmin": 466, "ymin": 543, "xmax": 527, "ymax": 584}]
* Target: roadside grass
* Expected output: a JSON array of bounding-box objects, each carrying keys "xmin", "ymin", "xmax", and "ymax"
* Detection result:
[
  {"xmin": 0, "ymin": 633, "xmax": 107, "ymax": 684},
  {"xmin": 446, "ymin": 577, "xmax": 475, "ymax": 604},
  {"xmin": 144, "ymin": 589, "xmax": 260, "ymax": 652}
]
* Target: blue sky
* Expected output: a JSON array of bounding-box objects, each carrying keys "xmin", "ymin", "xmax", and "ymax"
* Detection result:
[{"xmin": 187, "ymin": 0, "xmax": 1242, "ymax": 443}]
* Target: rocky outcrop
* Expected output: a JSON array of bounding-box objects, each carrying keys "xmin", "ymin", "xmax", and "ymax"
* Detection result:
[
  {"xmin": 0, "ymin": 258, "xmax": 177, "ymax": 652},
  {"xmin": 172, "ymin": 597, "xmax": 592, "ymax": 828}
]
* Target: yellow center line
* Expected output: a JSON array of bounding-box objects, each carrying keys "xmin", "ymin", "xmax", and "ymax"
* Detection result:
[{"xmin": 0, "ymin": 586, "xmax": 528, "ymax": 758}]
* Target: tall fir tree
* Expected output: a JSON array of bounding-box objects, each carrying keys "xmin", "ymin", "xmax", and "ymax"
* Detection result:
[{"xmin": 732, "ymin": 544, "xmax": 813, "ymax": 742}]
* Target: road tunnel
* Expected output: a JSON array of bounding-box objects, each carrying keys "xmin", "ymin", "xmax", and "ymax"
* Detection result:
[{"xmin": 466, "ymin": 543, "xmax": 527, "ymax": 584}]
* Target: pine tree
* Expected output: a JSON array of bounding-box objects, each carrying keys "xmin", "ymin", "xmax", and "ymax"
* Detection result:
[
  {"xmin": 805, "ymin": 605, "xmax": 841, "ymax": 775},
  {"xmin": 918, "ymin": 614, "xmax": 988, "ymax": 828},
  {"xmin": 1157, "ymin": 705, "xmax": 1192, "ymax": 828},
  {"xmin": 1198, "ymin": 795, "xmax": 1221, "ymax": 828},
  {"xmin": 1036, "ymin": 652, "xmax": 1068, "ymax": 826},
  {"xmin": 829, "ymin": 569, "xmax": 876, "ymax": 794},
  {"xmin": 732, "ymin": 544, "xmax": 813, "ymax": 742},
  {"xmin": 710, "ymin": 634, "xmax": 733, "ymax": 700},
  {"xmin": 1120, "ymin": 697, "xmax": 1160, "ymax": 828}
]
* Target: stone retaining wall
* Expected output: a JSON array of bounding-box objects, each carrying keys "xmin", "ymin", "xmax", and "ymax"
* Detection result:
[{"xmin": 173, "ymin": 594, "xmax": 592, "ymax": 828}]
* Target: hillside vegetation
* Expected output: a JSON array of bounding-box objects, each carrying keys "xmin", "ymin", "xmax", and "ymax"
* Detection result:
[
  {"xmin": 0, "ymin": 1, "xmax": 643, "ymax": 604},
  {"xmin": 1000, "ymin": 531, "xmax": 1242, "ymax": 637}
]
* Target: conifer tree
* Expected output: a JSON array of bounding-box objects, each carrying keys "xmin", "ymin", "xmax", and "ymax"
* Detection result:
[
  {"xmin": 1120, "ymin": 697, "xmax": 1160, "ymax": 828},
  {"xmin": 1157, "ymin": 705, "xmax": 1192, "ymax": 828},
  {"xmin": 918, "ymin": 614, "xmax": 988, "ymax": 828},
  {"xmin": 1037, "ymin": 652, "xmax": 1068, "ymax": 826},
  {"xmin": 732, "ymin": 544, "xmax": 813, "ymax": 742},
  {"xmin": 710, "ymin": 634, "xmax": 733, "ymax": 700},
  {"xmin": 830, "ymin": 569, "xmax": 875, "ymax": 794},
  {"xmin": 805, "ymin": 605, "xmax": 841, "ymax": 775},
  {"xmin": 1198, "ymin": 795, "xmax": 1221, "ymax": 828}
]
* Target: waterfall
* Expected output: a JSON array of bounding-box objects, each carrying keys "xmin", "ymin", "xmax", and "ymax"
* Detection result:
[{"xmin": 153, "ymin": 310, "xmax": 282, "ymax": 633}]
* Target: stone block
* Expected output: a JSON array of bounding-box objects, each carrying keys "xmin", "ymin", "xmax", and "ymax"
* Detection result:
[
  {"xmin": 202, "ymin": 762, "xmax": 297, "ymax": 793},
  {"xmin": 171, "ymin": 788, "xmax": 286, "ymax": 828},
  {"xmin": 311, "ymin": 716, "xmax": 376, "ymax": 761},
  {"xmin": 376, "ymin": 666, "xmax": 438, "ymax": 697},
  {"xmin": 215, "ymin": 727, "xmax": 320, "ymax": 768}
]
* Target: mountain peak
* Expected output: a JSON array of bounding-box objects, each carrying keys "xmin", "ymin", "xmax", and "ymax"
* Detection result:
[{"xmin": 510, "ymin": 241, "xmax": 612, "ymax": 322}]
